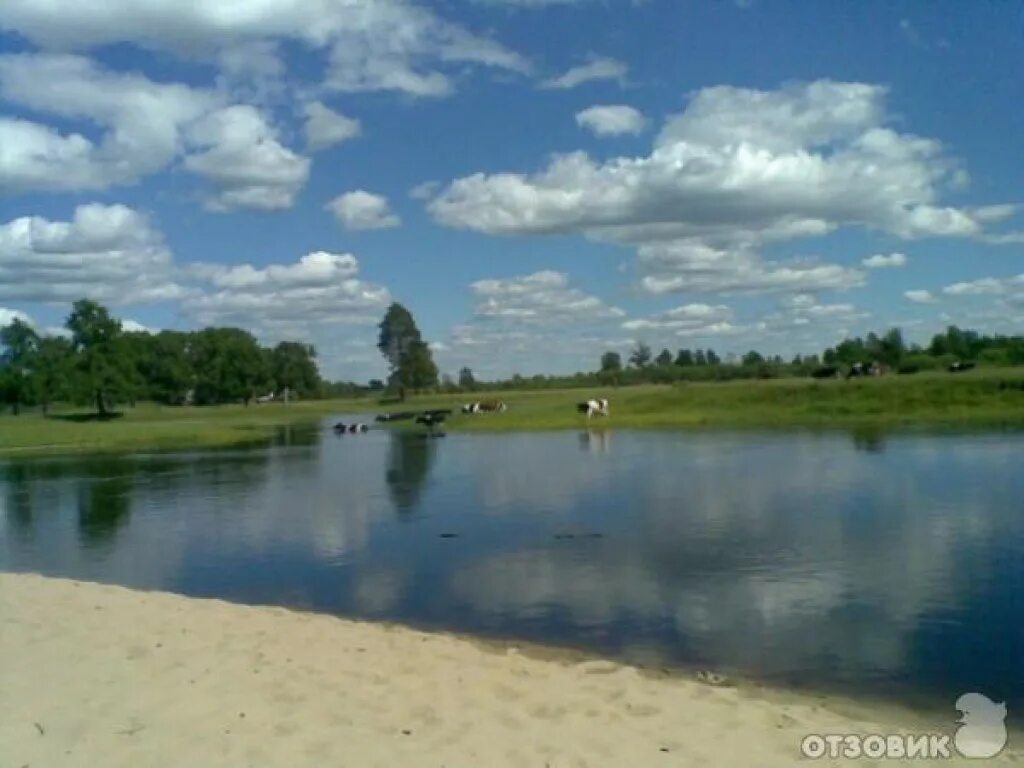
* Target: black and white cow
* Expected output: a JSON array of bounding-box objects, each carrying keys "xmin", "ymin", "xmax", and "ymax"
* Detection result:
[
  {"xmin": 333, "ymin": 422, "xmax": 369, "ymax": 434},
  {"xmin": 577, "ymin": 398, "xmax": 610, "ymax": 418},
  {"xmin": 461, "ymin": 400, "xmax": 508, "ymax": 414}
]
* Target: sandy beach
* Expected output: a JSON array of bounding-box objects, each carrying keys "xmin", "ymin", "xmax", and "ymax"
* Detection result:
[{"xmin": 1, "ymin": 572, "xmax": 1016, "ymax": 767}]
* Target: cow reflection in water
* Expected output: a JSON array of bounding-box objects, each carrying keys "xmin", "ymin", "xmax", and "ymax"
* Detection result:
[
  {"xmin": 385, "ymin": 432, "xmax": 438, "ymax": 514},
  {"xmin": 578, "ymin": 429, "xmax": 612, "ymax": 454}
]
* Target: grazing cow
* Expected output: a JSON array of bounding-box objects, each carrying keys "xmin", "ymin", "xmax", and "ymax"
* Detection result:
[
  {"xmin": 949, "ymin": 361, "xmax": 977, "ymax": 373},
  {"xmin": 461, "ymin": 400, "xmax": 507, "ymax": 414},
  {"xmin": 577, "ymin": 398, "xmax": 610, "ymax": 418}
]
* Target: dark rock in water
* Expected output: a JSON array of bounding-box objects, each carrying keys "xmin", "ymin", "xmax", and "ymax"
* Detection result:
[{"xmin": 439, "ymin": 533, "xmax": 459, "ymax": 539}]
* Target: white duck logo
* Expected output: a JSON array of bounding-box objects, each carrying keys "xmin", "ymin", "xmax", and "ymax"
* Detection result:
[{"xmin": 954, "ymin": 693, "xmax": 1007, "ymax": 758}]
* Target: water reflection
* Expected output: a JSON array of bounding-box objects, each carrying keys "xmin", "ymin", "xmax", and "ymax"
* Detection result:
[
  {"xmin": 384, "ymin": 432, "xmax": 438, "ymax": 514},
  {"xmin": 578, "ymin": 429, "xmax": 611, "ymax": 454},
  {"xmin": 1, "ymin": 426, "xmax": 1022, "ymax": 716},
  {"xmin": 77, "ymin": 461, "xmax": 134, "ymax": 547}
]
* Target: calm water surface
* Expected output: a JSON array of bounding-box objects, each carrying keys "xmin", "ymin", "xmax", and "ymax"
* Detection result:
[{"xmin": 2, "ymin": 422, "xmax": 1022, "ymax": 716}]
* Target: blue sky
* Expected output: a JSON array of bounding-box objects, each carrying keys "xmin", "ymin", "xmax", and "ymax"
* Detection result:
[{"xmin": 1, "ymin": 0, "xmax": 1022, "ymax": 381}]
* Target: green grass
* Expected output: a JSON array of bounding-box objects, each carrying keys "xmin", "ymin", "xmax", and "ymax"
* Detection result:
[
  {"xmin": 0, "ymin": 399, "xmax": 352, "ymax": 457},
  {"xmin": 3, "ymin": 368, "xmax": 1024, "ymax": 457}
]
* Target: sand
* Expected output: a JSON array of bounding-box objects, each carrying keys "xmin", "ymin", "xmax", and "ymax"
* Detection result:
[{"xmin": 1, "ymin": 573, "xmax": 1017, "ymax": 767}]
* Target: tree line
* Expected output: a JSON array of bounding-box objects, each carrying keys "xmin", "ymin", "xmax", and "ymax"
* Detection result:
[
  {"xmin": 454, "ymin": 326, "xmax": 1024, "ymax": 392},
  {"xmin": 0, "ymin": 299, "xmax": 322, "ymax": 415},
  {"xmin": 5, "ymin": 297, "xmax": 1023, "ymax": 415}
]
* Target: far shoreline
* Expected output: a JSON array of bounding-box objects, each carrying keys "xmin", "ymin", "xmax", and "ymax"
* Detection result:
[{"xmin": 2, "ymin": 371, "xmax": 1024, "ymax": 459}]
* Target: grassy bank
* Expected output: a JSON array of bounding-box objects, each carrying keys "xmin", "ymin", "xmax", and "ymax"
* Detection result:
[
  {"xmin": 386, "ymin": 368, "xmax": 1024, "ymax": 432},
  {"xmin": 2, "ymin": 369, "xmax": 1024, "ymax": 457},
  {"xmin": 0, "ymin": 399, "xmax": 352, "ymax": 457}
]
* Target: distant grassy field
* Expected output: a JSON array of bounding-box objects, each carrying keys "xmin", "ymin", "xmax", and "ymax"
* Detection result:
[{"xmin": 2, "ymin": 368, "xmax": 1024, "ymax": 457}]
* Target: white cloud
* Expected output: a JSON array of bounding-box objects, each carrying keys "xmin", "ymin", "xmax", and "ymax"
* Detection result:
[
  {"xmin": 303, "ymin": 101, "xmax": 361, "ymax": 151},
  {"xmin": 327, "ymin": 191, "xmax": 401, "ymax": 230},
  {"xmin": 0, "ymin": 307, "xmax": 33, "ymax": 328},
  {"xmin": 430, "ymin": 80, "xmax": 1005, "ymax": 297},
  {"xmin": 0, "ymin": 53, "xmax": 218, "ymax": 193},
  {"xmin": 471, "ymin": 270, "xmax": 624, "ymax": 322},
  {"xmin": 122, "ymin": 319, "xmax": 154, "ymax": 334},
  {"xmin": 637, "ymin": 241, "xmax": 865, "ymax": 295},
  {"xmin": 622, "ymin": 303, "xmax": 737, "ymax": 336},
  {"xmin": 540, "ymin": 57, "xmax": 627, "ymax": 89},
  {"xmin": 0, "ymin": 117, "xmax": 110, "ymax": 193},
  {"xmin": 905, "ymin": 289, "xmax": 938, "ymax": 304},
  {"xmin": 862, "ymin": 252, "xmax": 907, "ymax": 269},
  {"xmin": 0, "ymin": 203, "xmax": 181, "ymax": 304},
  {"xmin": 942, "ymin": 276, "xmax": 1020, "ymax": 296},
  {"xmin": 1, "ymin": 0, "xmax": 528, "ymax": 98},
  {"xmin": 575, "ymin": 105, "xmax": 646, "ymax": 137},
  {"xmin": 184, "ymin": 105, "xmax": 310, "ymax": 211},
  {"xmin": 184, "ymin": 251, "xmax": 390, "ymax": 336},
  {"xmin": 409, "ymin": 180, "xmax": 441, "ymax": 200},
  {"xmin": 432, "ymin": 81, "xmax": 985, "ymax": 243},
  {"xmin": 762, "ymin": 294, "xmax": 868, "ymax": 332},
  {"xmin": 0, "ymin": 54, "xmax": 309, "ymax": 209}
]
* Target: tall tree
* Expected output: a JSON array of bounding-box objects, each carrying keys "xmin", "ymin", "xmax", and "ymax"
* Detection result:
[
  {"xmin": 396, "ymin": 340, "xmax": 438, "ymax": 391},
  {"xmin": 134, "ymin": 331, "xmax": 194, "ymax": 404},
  {"xmin": 629, "ymin": 341, "xmax": 652, "ymax": 368},
  {"xmin": 66, "ymin": 300, "xmax": 133, "ymax": 416},
  {"xmin": 655, "ymin": 348, "xmax": 673, "ymax": 366},
  {"xmin": 377, "ymin": 303, "xmax": 422, "ymax": 370},
  {"xmin": 377, "ymin": 303, "xmax": 435, "ymax": 398},
  {"xmin": 458, "ymin": 366, "xmax": 476, "ymax": 390},
  {"xmin": 189, "ymin": 327, "xmax": 269, "ymax": 405},
  {"xmin": 33, "ymin": 336, "xmax": 73, "ymax": 415},
  {"xmin": 675, "ymin": 348, "xmax": 694, "ymax": 367},
  {"xmin": 271, "ymin": 341, "xmax": 321, "ymax": 401},
  {"xmin": 600, "ymin": 351, "xmax": 622, "ymax": 372},
  {"xmin": 0, "ymin": 319, "xmax": 40, "ymax": 415}
]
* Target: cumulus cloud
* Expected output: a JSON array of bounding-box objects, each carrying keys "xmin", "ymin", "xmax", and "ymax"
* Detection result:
[
  {"xmin": 0, "ymin": 53, "xmax": 218, "ymax": 193},
  {"xmin": 622, "ymin": 303, "xmax": 737, "ymax": 336},
  {"xmin": 0, "ymin": 54, "xmax": 310, "ymax": 208},
  {"xmin": 432, "ymin": 81, "xmax": 986, "ymax": 243},
  {"xmin": 303, "ymin": 101, "xmax": 361, "ymax": 151},
  {"xmin": 942, "ymin": 275, "xmax": 1022, "ymax": 297},
  {"xmin": 122, "ymin": 319, "xmax": 155, "ymax": 334},
  {"xmin": 862, "ymin": 252, "xmax": 907, "ymax": 269},
  {"xmin": 429, "ymin": 80, "xmax": 1006, "ymax": 297},
  {"xmin": 637, "ymin": 241, "xmax": 865, "ymax": 295},
  {"xmin": 540, "ymin": 57, "xmax": 627, "ymax": 89},
  {"xmin": 0, "ymin": 307, "xmax": 33, "ymax": 328},
  {"xmin": 575, "ymin": 105, "xmax": 646, "ymax": 136},
  {"xmin": 184, "ymin": 251, "xmax": 390, "ymax": 336},
  {"xmin": 471, "ymin": 270, "xmax": 624, "ymax": 322},
  {"xmin": 184, "ymin": 105, "xmax": 310, "ymax": 211},
  {"xmin": 1, "ymin": 0, "xmax": 528, "ymax": 98},
  {"xmin": 0, "ymin": 203, "xmax": 181, "ymax": 304},
  {"xmin": 905, "ymin": 289, "xmax": 938, "ymax": 304},
  {"xmin": 327, "ymin": 191, "xmax": 401, "ymax": 230},
  {"xmin": 762, "ymin": 293, "xmax": 868, "ymax": 332}
]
